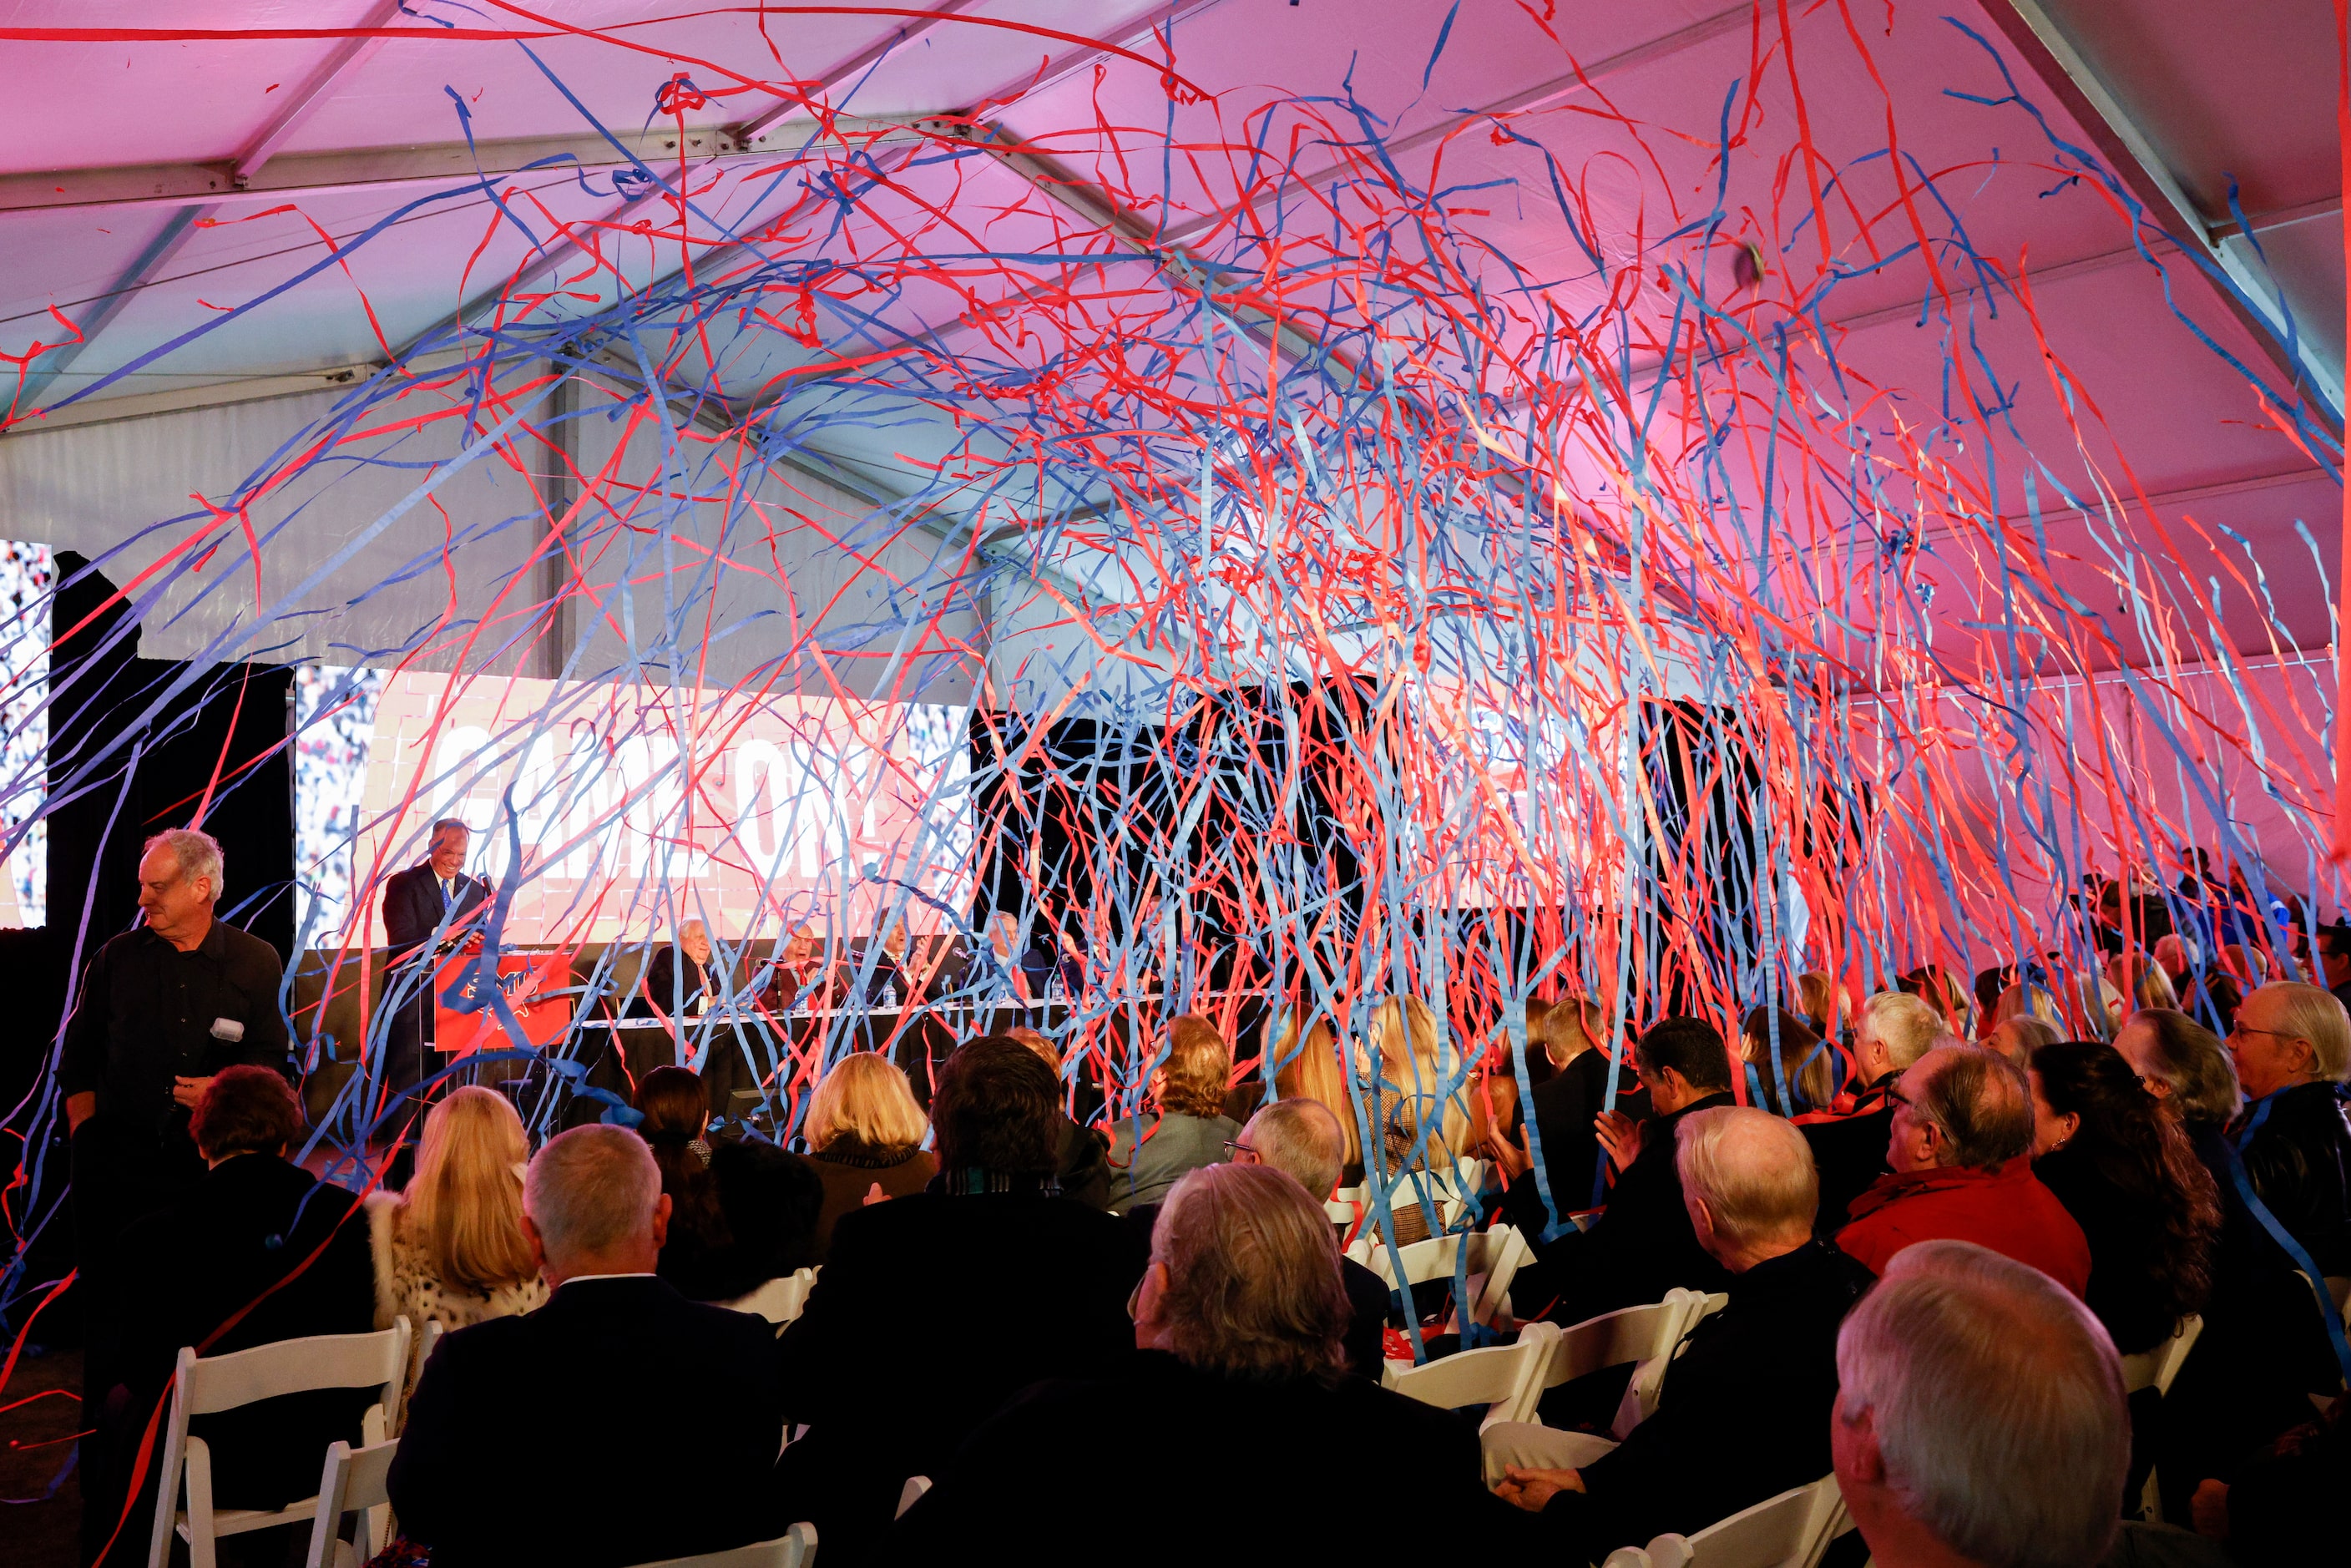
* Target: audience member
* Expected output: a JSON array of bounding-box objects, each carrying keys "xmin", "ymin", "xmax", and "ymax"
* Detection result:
[
  {"xmin": 1796, "ymin": 969, "xmax": 1838, "ymax": 1038},
  {"xmin": 1486, "ymin": 1108, "xmax": 1873, "ymax": 1560},
  {"xmin": 367, "ymin": 1085, "xmax": 548, "ymax": 1336},
  {"xmin": 1368, "ymin": 993, "xmax": 1471, "ymax": 1172},
  {"xmin": 389, "ymin": 1125, "xmax": 788, "ymax": 1566},
  {"xmin": 2192, "ymin": 1395, "xmax": 2351, "ymax": 1560},
  {"xmin": 687, "ymin": 1138, "xmax": 826, "ymax": 1303},
  {"xmin": 1509, "ymin": 1017, "xmax": 1737, "ymax": 1323},
  {"xmin": 1515, "ymin": 994, "xmax": 1646, "ymax": 1213},
  {"xmin": 2318, "ymin": 921, "xmax": 2351, "ymax": 1015},
  {"xmin": 635, "ymin": 1065, "xmax": 720, "ymax": 1287},
  {"xmin": 886, "ymin": 1163, "xmax": 1522, "ymax": 1565},
  {"xmin": 1269, "ymin": 1014, "xmax": 1366, "ymax": 1181},
  {"xmin": 1984, "ymin": 1013, "xmax": 2060, "ymax": 1072},
  {"xmin": 1009, "ymin": 1024, "xmax": 1113, "ymax": 1207},
  {"xmin": 773, "ymin": 1036, "xmax": 1144, "ymax": 1558},
  {"xmin": 2116, "ymin": 1008, "xmax": 2242, "ymax": 1141},
  {"xmin": 85, "ymin": 1067, "xmax": 373, "ymax": 1560},
  {"xmin": 1739, "ymin": 1005, "xmax": 1833, "ymax": 1115},
  {"xmin": 2224, "ymin": 980, "xmax": 2351, "ymax": 1282},
  {"xmin": 802, "ymin": 1050, "xmax": 940, "ymax": 1259},
  {"xmin": 1232, "ymin": 1097, "xmax": 1391, "ymax": 1378},
  {"xmin": 1803, "ymin": 991, "xmax": 1944, "ymax": 1233},
  {"xmin": 1835, "ymin": 1044, "xmax": 2091, "ymax": 1293},
  {"xmin": 2027, "ymin": 1040, "xmax": 2219, "ymax": 1354},
  {"xmin": 1106, "ymin": 1014, "xmax": 1240, "ymax": 1212},
  {"xmin": 1833, "ymin": 1241, "xmax": 2130, "ymax": 1568},
  {"xmin": 1993, "ymin": 978, "xmax": 2065, "ymax": 1030}
]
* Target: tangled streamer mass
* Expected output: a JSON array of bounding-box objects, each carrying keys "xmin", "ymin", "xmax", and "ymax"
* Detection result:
[{"xmin": 2, "ymin": 4, "xmax": 2345, "ymax": 1309}]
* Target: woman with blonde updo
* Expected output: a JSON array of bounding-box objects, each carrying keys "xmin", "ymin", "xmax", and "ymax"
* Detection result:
[{"xmin": 367, "ymin": 1086, "xmax": 548, "ymax": 1333}]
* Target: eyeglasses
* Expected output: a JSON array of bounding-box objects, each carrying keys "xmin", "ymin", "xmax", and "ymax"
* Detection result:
[
  {"xmin": 1125, "ymin": 1281, "xmax": 1143, "ymax": 1322},
  {"xmin": 1222, "ymin": 1140, "xmax": 1261, "ymax": 1164},
  {"xmin": 2228, "ymin": 1024, "xmax": 2301, "ymax": 1044}
]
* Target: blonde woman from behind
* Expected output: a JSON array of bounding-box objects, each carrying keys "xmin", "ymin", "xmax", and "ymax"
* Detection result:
[{"xmin": 367, "ymin": 1085, "xmax": 549, "ymax": 1335}]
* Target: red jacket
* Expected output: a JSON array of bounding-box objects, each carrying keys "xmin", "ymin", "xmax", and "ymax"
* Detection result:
[{"xmin": 1836, "ymin": 1158, "xmax": 2092, "ymax": 1297}]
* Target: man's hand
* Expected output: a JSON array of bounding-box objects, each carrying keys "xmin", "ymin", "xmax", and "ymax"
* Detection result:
[
  {"xmin": 66, "ymin": 1091, "xmax": 97, "ymax": 1135},
  {"xmin": 462, "ymin": 930, "xmax": 486, "ymax": 955},
  {"xmin": 1595, "ymin": 1109, "xmax": 1644, "ymax": 1171},
  {"xmin": 171, "ymin": 1075, "xmax": 215, "ymax": 1109},
  {"xmin": 1493, "ymin": 1464, "xmax": 1584, "ymax": 1512},
  {"xmin": 862, "ymin": 1181, "xmax": 889, "ymax": 1206}
]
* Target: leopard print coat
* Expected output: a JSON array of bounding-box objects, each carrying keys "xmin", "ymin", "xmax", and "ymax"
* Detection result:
[{"xmin": 366, "ymin": 1189, "xmax": 549, "ymax": 1335}]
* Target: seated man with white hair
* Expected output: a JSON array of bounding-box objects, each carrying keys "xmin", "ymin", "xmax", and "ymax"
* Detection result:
[
  {"xmin": 1835, "ymin": 1044, "xmax": 2091, "ymax": 1295},
  {"xmin": 1486, "ymin": 1107, "xmax": 1874, "ymax": 1560},
  {"xmin": 1232, "ymin": 1097, "xmax": 1391, "ymax": 1378},
  {"xmin": 388, "ymin": 1125, "xmax": 790, "ymax": 1567},
  {"xmin": 886, "ymin": 1162, "xmax": 1524, "ymax": 1563},
  {"xmin": 1803, "ymin": 991, "xmax": 1945, "ymax": 1232},
  {"xmin": 1833, "ymin": 1240, "xmax": 2131, "ymax": 1568}
]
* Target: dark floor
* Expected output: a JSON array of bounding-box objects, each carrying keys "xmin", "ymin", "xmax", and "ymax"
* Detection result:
[{"xmin": 1, "ymin": 1345, "xmax": 84, "ymax": 1568}]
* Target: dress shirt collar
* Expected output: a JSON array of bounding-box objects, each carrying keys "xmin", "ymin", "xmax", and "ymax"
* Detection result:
[{"xmin": 554, "ymin": 1271, "xmax": 660, "ymax": 1287}]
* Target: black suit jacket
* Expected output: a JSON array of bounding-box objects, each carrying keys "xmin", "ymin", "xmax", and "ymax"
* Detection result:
[
  {"xmin": 1524, "ymin": 1048, "xmax": 1650, "ymax": 1214},
  {"xmin": 1522, "ymin": 1092, "xmax": 1738, "ymax": 1323},
  {"xmin": 104, "ymin": 1154, "xmax": 375, "ymax": 1510},
  {"xmin": 772, "ymin": 1189, "xmax": 1145, "ymax": 1555},
  {"xmin": 388, "ymin": 1277, "xmax": 786, "ymax": 1568},
  {"xmin": 634, "ymin": 948, "xmax": 722, "ymax": 1019},
  {"xmin": 886, "ymin": 1349, "xmax": 1531, "ymax": 1566},
  {"xmin": 1802, "ymin": 1073, "xmax": 1899, "ymax": 1235},
  {"xmin": 381, "ymin": 862, "xmax": 489, "ymax": 967},
  {"xmin": 1536, "ymin": 1242, "xmax": 1875, "ymax": 1561}
]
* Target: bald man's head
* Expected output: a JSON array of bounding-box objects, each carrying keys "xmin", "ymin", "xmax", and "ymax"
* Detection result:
[{"xmin": 1242, "ymin": 1099, "xmax": 1346, "ymax": 1200}]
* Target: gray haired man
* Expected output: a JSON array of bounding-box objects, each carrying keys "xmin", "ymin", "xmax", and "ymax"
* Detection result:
[{"xmin": 60, "ymin": 827, "xmax": 289, "ymax": 1262}]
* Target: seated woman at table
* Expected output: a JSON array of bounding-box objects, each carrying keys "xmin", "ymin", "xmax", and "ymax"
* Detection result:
[
  {"xmin": 804, "ymin": 1050, "xmax": 941, "ymax": 1260},
  {"xmin": 1106, "ymin": 1015, "xmax": 1241, "ymax": 1215}
]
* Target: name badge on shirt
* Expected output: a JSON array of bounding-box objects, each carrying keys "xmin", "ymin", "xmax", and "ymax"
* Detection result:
[{"xmin": 210, "ymin": 1018, "xmax": 245, "ymax": 1043}]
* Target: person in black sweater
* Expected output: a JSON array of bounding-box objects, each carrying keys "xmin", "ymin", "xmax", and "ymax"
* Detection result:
[
  {"xmin": 1509, "ymin": 1017, "xmax": 1737, "ymax": 1326},
  {"xmin": 83, "ymin": 1067, "xmax": 373, "ymax": 1565},
  {"xmin": 388, "ymin": 1124, "xmax": 791, "ymax": 1567},
  {"xmin": 1485, "ymin": 1106, "xmax": 1873, "ymax": 1561},
  {"xmin": 1510, "ymin": 996, "xmax": 1647, "ymax": 1219},
  {"xmin": 771, "ymin": 1036, "xmax": 1146, "ymax": 1561},
  {"xmin": 1802, "ymin": 990, "xmax": 1947, "ymax": 1235},
  {"xmin": 887, "ymin": 1161, "xmax": 1529, "ymax": 1565},
  {"xmin": 2026, "ymin": 1040, "xmax": 2220, "ymax": 1355},
  {"xmin": 2223, "ymin": 983, "xmax": 2351, "ymax": 1282}
]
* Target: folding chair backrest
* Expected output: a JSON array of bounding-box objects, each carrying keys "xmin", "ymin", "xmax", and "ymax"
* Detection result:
[
  {"xmin": 303, "ymin": 1439, "xmax": 397, "ymax": 1568},
  {"xmin": 729, "ymin": 1268, "xmax": 821, "ymax": 1326},
  {"xmin": 183, "ymin": 1323, "xmax": 412, "ymax": 1418},
  {"xmin": 1383, "ymin": 1320, "xmax": 1558, "ymax": 1429},
  {"xmin": 896, "ymin": 1475, "xmax": 933, "ymax": 1519},
  {"xmin": 628, "ymin": 1522, "xmax": 818, "ymax": 1568},
  {"xmin": 395, "ymin": 1320, "xmax": 442, "ymax": 1432},
  {"xmin": 1350, "ymin": 1227, "xmax": 1531, "ymax": 1326},
  {"xmin": 1634, "ymin": 1474, "xmax": 1849, "ymax": 1568},
  {"xmin": 2120, "ymin": 1315, "xmax": 2203, "ymax": 1398}
]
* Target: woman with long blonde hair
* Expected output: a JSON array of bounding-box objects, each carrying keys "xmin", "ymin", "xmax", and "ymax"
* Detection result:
[
  {"xmin": 367, "ymin": 1086, "xmax": 547, "ymax": 1333},
  {"xmin": 1268, "ymin": 1014, "xmax": 1363, "ymax": 1180},
  {"xmin": 1368, "ymin": 994, "xmax": 1469, "ymax": 1171}
]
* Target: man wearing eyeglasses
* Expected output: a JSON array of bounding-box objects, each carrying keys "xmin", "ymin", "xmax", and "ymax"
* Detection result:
[
  {"xmin": 1833, "ymin": 1044, "xmax": 2090, "ymax": 1293},
  {"xmin": 2225, "ymin": 982, "xmax": 2351, "ymax": 1284}
]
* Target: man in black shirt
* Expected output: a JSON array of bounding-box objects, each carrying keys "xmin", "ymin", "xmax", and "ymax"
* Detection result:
[{"xmin": 60, "ymin": 828, "xmax": 290, "ymax": 1267}]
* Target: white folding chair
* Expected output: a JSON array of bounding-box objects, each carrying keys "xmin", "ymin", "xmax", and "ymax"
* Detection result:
[
  {"xmin": 149, "ymin": 1318, "xmax": 412, "ymax": 1568},
  {"xmin": 1383, "ymin": 1319, "xmax": 1560, "ymax": 1430},
  {"xmin": 2118, "ymin": 1315, "xmax": 2204, "ymax": 1522},
  {"xmin": 1540, "ymin": 1289, "xmax": 1725, "ymax": 1439},
  {"xmin": 1348, "ymin": 1226, "xmax": 1533, "ymax": 1327},
  {"xmin": 728, "ymin": 1267, "xmax": 821, "ymax": 1326},
  {"xmin": 301, "ymin": 1439, "xmax": 397, "ymax": 1568},
  {"xmin": 629, "ymin": 1521, "xmax": 819, "ymax": 1568},
  {"xmin": 1600, "ymin": 1474, "xmax": 1852, "ymax": 1568},
  {"xmin": 895, "ymin": 1475, "xmax": 933, "ymax": 1519}
]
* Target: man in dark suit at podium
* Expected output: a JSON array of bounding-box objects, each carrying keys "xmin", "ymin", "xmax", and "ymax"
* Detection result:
[{"xmin": 381, "ymin": 819, "xmax": 489, "ymax": 1106}]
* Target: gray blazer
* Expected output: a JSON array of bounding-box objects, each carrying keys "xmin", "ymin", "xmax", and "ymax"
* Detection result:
[{"xmin": 1104, "ymin": 1111, "xmax": 1241, "ymax": 1214}]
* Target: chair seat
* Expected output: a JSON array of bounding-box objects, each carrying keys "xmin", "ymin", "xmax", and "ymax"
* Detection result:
[{"xmin": 179, "ymin": 1495, "xmax": 320, "ymax": 1540}]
